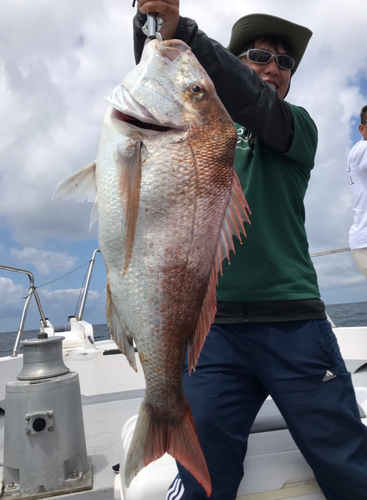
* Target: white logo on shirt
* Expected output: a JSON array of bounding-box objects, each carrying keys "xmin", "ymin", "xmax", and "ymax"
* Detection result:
[{"xmin": 236, "ymin": 128, "xmax": 252, "ymax": 151}]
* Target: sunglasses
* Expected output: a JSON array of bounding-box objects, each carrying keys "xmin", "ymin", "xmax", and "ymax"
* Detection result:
[
  {"xmin": 238, "ymin": 49, "xmax": 295, "ymax": 71},
  {"xmin": 362, "ymin": 120, "xmax": 367, "ymax": 126}
]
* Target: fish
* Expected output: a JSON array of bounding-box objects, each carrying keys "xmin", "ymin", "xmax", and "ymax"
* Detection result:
[{"xmin": 54, "ymin": 38, "xmax": 250, "ymax": 497}]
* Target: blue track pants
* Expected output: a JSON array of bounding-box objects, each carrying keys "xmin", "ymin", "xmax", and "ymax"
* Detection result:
[{"xmin": 166, "ymin": 320, "xmax": 367, "ymax": 500}]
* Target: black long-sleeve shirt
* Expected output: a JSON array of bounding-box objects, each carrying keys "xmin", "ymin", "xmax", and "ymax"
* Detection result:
[{"xmin": 133, "ymin": 12, "xmax": 294, "ymax": 154}]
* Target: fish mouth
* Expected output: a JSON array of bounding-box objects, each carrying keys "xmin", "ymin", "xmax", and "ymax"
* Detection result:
[
  {"xmin": 111, "ymin": 108, "xmax": 173, "ymax": 132},
  {"xmin": 107, "ymin": 78, "xmax": 181, "ymax": 131}
]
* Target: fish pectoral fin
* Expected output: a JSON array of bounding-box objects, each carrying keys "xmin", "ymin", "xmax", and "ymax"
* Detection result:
[
  {"xmin": 89, "ymin": 198, "xmax": 99, "ymax": 231},
  {"xmin": 106, "ymin": 282, "xmax": 137, "ymax": 371},
  {"xmin": 117, "ymin": 142, "xmax": 142, "ymax": 276},
  {"xmin": 188, "ymin": 171, "xmax": 251, "ymax": 373},
  {"xmin": 124, "ymin": 400, "xmax": 212, "ymax": 497},
  {"xmin": 53, "ymin": 160, "xmax": 97, "ymax": 202},
  {"xmin": 53, "ymin": 160, "xmax": 98, "ymax": 230}
]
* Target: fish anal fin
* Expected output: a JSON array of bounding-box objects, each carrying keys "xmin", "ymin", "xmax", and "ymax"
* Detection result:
[
  {"xmin": 106, "ymin": 280, "xmax": 137, "ymax": 371},
  {"xmin": 188, "ymin": 273, "xmax": 217, "ymax": 374},
  {"xmin": 117, "ymin": 142, "xmax": 142, "ymax": 276},
  {"xmin": 124, "ymin": 401, "xmax": 211, "ymax": 497},
  {"xmin": 188, "ymin": 170, "xmax": 251, "ymax": 372}
]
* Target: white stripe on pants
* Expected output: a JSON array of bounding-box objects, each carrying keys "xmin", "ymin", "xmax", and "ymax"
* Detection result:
[{"xmin": 166, "ymin": 475, "xmax": 185, "ymax": 500}]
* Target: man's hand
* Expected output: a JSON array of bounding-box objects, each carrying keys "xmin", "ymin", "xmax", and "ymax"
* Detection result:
[{"xmin": 137, "ymin": 1, "xmax": 179, "ymax": 40}]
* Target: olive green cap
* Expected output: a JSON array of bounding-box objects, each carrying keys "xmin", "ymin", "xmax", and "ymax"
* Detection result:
[{"xmin": 227, "ymin": 13, "xmax": 312, "ymax": 75}]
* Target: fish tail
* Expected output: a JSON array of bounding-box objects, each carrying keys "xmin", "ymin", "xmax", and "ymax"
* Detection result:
[{"xmin": 124, "ymin": 400, "xmax": 212, "ymax": 497}]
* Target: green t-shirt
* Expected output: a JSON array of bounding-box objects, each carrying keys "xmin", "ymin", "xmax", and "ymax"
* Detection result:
[{"xmin": 216, "ymin": 103, "xmax": 320, "ymax": 302}]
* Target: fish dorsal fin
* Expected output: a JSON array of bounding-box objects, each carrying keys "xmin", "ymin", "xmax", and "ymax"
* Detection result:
[
  {"xmin": 188, "ymin": 171, "xmax": 251, "ymax": 373},
  {"xmin": 215, "ymin": 171, "xmax": 251, "ymax": 274},
  {"xmin": 117, "ymin": 141, "xmax": 142, "ymax": 276}
]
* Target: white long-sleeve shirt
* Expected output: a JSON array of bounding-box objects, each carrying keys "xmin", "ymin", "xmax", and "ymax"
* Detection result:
[{"xmin": 348, "ymin": 140, "xmax": 367, "ymax": 248}]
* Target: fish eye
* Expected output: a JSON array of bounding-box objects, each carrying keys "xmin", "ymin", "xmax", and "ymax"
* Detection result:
[{"xmin": 190, "ymin": 84, "xmax": 203, "ymax": 94}]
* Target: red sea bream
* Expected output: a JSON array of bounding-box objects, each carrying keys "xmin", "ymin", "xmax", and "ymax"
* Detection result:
[{"xmin": 54, "ymin": 39, "xmax": 250, "ymax": 497}]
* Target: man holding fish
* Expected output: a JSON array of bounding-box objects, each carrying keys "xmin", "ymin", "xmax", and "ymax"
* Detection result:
[{"xmin": 131, "ymin": 2, "xmax": 367, "ymax": 499}]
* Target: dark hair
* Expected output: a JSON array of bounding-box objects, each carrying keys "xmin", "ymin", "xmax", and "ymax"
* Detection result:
[
  {"xmin": 238, "ymin": 35, "xmax": 293, "ymax": 56},
  {"xmin": 361, "ymin": 105, "xmax": 367, "ymax": 124}
]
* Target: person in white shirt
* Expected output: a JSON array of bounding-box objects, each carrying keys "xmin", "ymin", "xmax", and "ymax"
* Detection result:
[{"xmin": 348, "ymin": 105, "xmax": 367, "ymax": 278}]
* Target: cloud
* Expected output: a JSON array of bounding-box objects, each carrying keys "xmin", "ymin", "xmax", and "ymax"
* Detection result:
[
  {"xmin": 0, "ymin": 274, "xmax": 102, "ymax": 333},
  {"xmin": 3, "ymin": 0, "xmax": 366, "ymax": 250},
  {"xmin": 39, "ymin": 287, "xmax": 100, "ymax": 302},
  {"xmin": 1, "ymin": 0, "xmax": 367, "ymax": 334},
  {"xmin": 9, "ymin": 247, "xmax": 77, "ymax": 276},
  {"xmin": 0, "ymin": 0, "xmax": 133, "ymax": 245},
  {"xmin": 0, "ymin": 276, "xmax": 28, "ymax": 306},
  {"xmin": 0, "ymin": 276, "xmax": 30, "ymax": 333},
  {"xmin": 37, "ymin": 286, "xmax": 102, "ymax": 330}
]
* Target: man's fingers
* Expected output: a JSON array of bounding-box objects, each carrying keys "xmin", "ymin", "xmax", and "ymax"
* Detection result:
[
  {"xmin": 138, "ymin": 0, "xmax": 179, "ymax": 17},
  {"xmin": 137, "ymin": 0, "xmax": 179, "ymax": 39}
]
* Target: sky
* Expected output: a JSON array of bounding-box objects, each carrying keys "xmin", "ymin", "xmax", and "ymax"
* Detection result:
[{"xmin": 1, "ymin": 0, "xmax": 367, "ymax": 333}]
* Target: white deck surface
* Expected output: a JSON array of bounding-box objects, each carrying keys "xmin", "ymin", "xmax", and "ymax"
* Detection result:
[{"xmin": 0, "ymin": 389, "xmax": 326, "ymax": 500}]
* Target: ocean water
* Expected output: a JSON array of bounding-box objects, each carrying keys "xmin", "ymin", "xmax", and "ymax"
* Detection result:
[
  {"xmin": 0, "ymin": 302, "xmax": 366, "ymax": 358},
  {"xmin": 326, "ymin": 302, "xmax": 367, "ymax": 328}
]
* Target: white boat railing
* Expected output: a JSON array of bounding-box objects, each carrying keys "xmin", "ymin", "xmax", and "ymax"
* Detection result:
[
  {"xmin": 75, "ymin": 248, "xmax": 101, "ymax": 321},
  {"xmin": 310, "ymin": 247, "xmax": 350, "ymax": 258},
  {"xmin": 0, "ymin": 264, "xmax": 48, "ymax": 356},
  {"xmin": 0, "ymin": 247, "xmax": 352, "ymax": 355},
  {"xmin": 0, "ymin": 248, "xmax": 101, "ymax": 356}
]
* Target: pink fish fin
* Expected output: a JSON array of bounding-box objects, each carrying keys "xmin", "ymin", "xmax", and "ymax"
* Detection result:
[
  {"xmin": 89, "ymin": 201, "xmax": 99, "ymax": 231},
  {"xmin": 188, "ymin": 171, "xmax": 250, "ymax": 373},
  {"xmin": 124, "ymin": 400, "xmax": 212, "ymax": 497},
  {"xmin": 117, "ymin": 142, "xmax": 142, "ymax": 277},
  {"xmin": 53, "ymin": 160, "xmax": 97, "ymax": 202},
  {"xmin": 188, "ymin": 271, "xmax": 217, "ymax": 374},
  {"xmin": 216, "ymin": 170, "xmax": 251, "ymax": 274},
  {"xmin": 106, "ymin": 278, "xmax": 137, "ymax": 371},
  {"xmin": 52, "ymin": 160, "xmax": 98, "ymax": 230}
]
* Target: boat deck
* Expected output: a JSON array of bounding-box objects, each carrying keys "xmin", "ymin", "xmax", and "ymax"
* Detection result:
[
  {"xmin": 0, "ymin": 387, "xmax": 327, "ymax": 500},
  {"xmin": 2, "ymin": 325, "xmax": 367, "ymax": 499}
]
